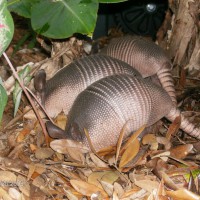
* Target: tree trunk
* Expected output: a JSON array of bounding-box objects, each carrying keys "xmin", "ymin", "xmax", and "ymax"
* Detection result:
[{"xmin": 168, "ymin": 0, "xmax": 200, "ymax": 73}]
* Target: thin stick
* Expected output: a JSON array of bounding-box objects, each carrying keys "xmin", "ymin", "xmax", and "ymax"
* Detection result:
[
  {"xmin": 3, "ymin": 52, "xmax": 50, "ymax": 146},
  {"xmin": 25, "ymin": 87, "xmax": 54, "ymax": 124}
]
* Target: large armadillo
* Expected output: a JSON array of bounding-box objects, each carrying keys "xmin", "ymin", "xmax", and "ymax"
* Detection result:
[
  {"xmin": 34, "ymin": 55, "xmax": 141, "ymax": 118},
  {"xmin": 100, "ymin": 35, "xmax": 177, "ymax": 104},
  {"xmin": 62, "ymin": 74, "xmax": 200, "ymax": 151}
]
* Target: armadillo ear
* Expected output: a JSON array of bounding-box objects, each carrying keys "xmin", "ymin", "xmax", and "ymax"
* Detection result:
[
  {"xmin": 34, "ymin": 69, "xmax": 46, "ymax": 93},
  {"xmin": 46, "ymin": 121, "xmax": 67, "ymax": 139},
  {"xmin": 34, "ymin": 69, "xmax": 46, "ymax": 105}
]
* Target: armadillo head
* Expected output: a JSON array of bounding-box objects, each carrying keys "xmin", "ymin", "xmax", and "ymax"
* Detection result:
[{"xmin": 45, "ymin": 121, "xmax": 84, "ymax": 142}]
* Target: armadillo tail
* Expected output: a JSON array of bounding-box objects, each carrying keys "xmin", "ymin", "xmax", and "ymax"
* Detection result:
[
  {"xmin": 166, "ymin": 107, "xmax": 200, "ymax": 139},
  {"xmin": 157, "ymin": 62, "xmax": 177, "ymax": 105}
]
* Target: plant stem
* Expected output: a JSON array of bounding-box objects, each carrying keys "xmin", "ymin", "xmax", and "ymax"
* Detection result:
[{"xmin": 3, "ymin": 52, "xmax": 50, "ymax": 146}]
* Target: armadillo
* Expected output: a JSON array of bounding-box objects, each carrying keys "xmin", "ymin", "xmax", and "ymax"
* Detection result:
[
  {"xmin": 34, "ymin": 55, "xmax": 141, "ymax": 118},
  {"xmin": 100, "ymin": 35, "xmax": 177, "ymax": 104},
  {"xmin": 58, "ymin": 74, "xmax": 199, "ymax": 151}
]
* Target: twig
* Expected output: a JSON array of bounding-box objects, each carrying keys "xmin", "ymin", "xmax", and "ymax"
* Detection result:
[
  {"xmin": 25, "ymin": 87, "xmax": 54, "ymax": 124},
  {"xmin": 3, "ymin": 52, "xmax": 50, "ymax": 146},
  {"xmin": 3, "ymin": 107, "xmax": 32, "ymax": 130}
]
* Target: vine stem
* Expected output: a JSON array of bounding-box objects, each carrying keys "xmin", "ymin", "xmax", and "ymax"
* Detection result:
[{"xmin": 3, "ymin": 52, "xmax": 50, "ymax": 146}]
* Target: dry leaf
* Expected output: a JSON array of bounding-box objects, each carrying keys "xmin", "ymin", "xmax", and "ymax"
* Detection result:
[
  {"xmin": 156, "ymin": 136, "xmax": 171, "ymax": 150},
  {"xmin": 160, "ymin": 171, "xmax": 178, "ymax": 190},
  {"xmin": 116, "ymin": 122, "xmax": 129, "ymax": 164},
  {"xmin": 166, "ymin": 189, "xmax": 200, "ymax": 200},
  {"xmin": 88, "ymin": 171, "xmax": 119, "ymax": 189},
  {"xmin": 64, "ymin": 189, "xmax": 79, "ymax": 200},
  {"xmin": 90, "ymin": 191, "xmax": 104, "ymax": 200},
  {"xmin": 90, "ymin": 153, "xmax": 108, "ymax": 168},
  {"xmin": 0, "ymin": 187, "xmax": 12, "ymax": 200},
  {"xmin": 156, "ymin": 179, "xmax": 166, "ymax": 197},
  {"xmin": 152, "ymin": 151, "xmax": 170, "ymax": 162},
  {"xmin": 170, "ymin": 144, "xmax": 193, "ymax": 159},
  {"xmin": 32, "ymin": 176, "xmax": 45, "ymax": 189},
  {"xmin": 179, "ymin": 68, "xmax": 186, "ymax": 89},
  {"xmin": 122, "ymin": 188, "xmax": 147, "ymax": 199},
  {"xmin": 50, "ymin": 139, "xmax": 89, "ymax": 154},
  {"xmin": 17, "ymin": 175, "xmax": 30, "ymax": 197},
  {"xmin": 134, "ymin": 179, "xmax": 159, "ymax": 193},
  {"xmin": 27, "ymin": 163, "xmax": 37, "ymax": 181},
  {"xmin": 113, "ymin": 182, "xmax": 124, "ymax": 198},
  {"xmin": 17, "ymin": 128, "xmax": 31, "ymax": 143},
  {"xmin": 30, "ymin": 144, "xmax": 37, "ymax": 152},
  {"xmin": 100, "ymin": 180, "xmax": 113, "ymax": 197},
  {"xmin": 112, "ymin": 190, "xmax": 119, "ymax": 200},
  {"xmin": 166, "ymin": 116, "xmax": 181, "ymax": 140},
  {"xmin": 0, "ymin": 171, "xmax": 17, "ymax": 184},
  {"xmin": 84, "ymin": 128, "xmax": 96, "ymax": 153},
  {"xmin": 97, "ymin": 146, "xmax": 116, "ymax": 157},
  {"xmin": 23, "ymin": 106, "xmax": 45, "ymax": 120},
  {"xmin": 88, "ymin": 172, "xmax": 109, "ymax": 189},
  {"xmin": 70, "ymin": 179, "xmax": 108, "ymax": 198},
  {"xmin": 142, "ymin": 134, "xmax": 158, "ymax": 150},
  {"xmin": 35, "ymin": 148, "xmax": 54, "ymax": 159},
  {"xmin": 8, "ymin": 188, "xmax": 21, "ymax": 199},
  {"xmin": 54, "ymin": 112, "xmax": 67, "ymax": 130},
  {"xmin": 50, "ymin": 139, "xmax": 89, "ymax": 162},
  {"xmin": 119, "ymin": 138, "xmax": 140, "ymax": 168},
  {"xmin": 121, "ymin": 125, "xmax": 146, "ymax": 151}
]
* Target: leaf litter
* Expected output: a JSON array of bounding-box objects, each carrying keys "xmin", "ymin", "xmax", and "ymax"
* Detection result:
[{"xmin": 1, "ymin": 20, "xmax": 200, "ymax": 200}]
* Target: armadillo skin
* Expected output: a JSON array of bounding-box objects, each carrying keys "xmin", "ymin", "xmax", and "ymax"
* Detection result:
[
  {"xmin": 101, "ymin": 35, "xmax": 177, "ymax": 104},
  {"xmin": 41, "ymin": 55, "xmax": 141, "ymax": 118},
  {"xmin": 65, "ymin": 74, "xmax": 174, "ymax": 151}
]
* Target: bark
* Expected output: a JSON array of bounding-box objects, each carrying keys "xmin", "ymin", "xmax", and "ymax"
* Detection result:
[{"xmin": 168, "ymin": 0, "xmax": 200, "ymax": 73}]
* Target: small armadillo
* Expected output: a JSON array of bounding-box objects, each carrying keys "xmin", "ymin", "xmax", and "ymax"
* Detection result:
[
  {"xmin": 34, "ymin": 55, "xmax": 141, "ymax": 118},
  {"xmin": 60, "ymin": 74, "xmax": 199, "ymax": 151},
  {"xmin": 100, "ymin": 35, "xmax": 177, "ymax": 104}
]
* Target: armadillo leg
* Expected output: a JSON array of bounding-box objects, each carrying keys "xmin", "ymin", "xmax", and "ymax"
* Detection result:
[
  {"xmin": 166, "ymin": 107, "xmax": 200, "ymax": 139},
  {"xmin": 157, "ymin": 63, "xmax": 177, "ymax": 105}
]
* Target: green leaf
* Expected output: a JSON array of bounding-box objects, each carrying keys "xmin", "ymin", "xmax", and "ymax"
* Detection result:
[
  {"xmin": 0, "ymin": 78, "xmax": 8, "ymax": 123},
  {"xmin": 13, "ymin": 66, "xmax": 31, "ymax": 116},
  {"xmin": 31, "ymin": 0, "xmax": 99, "ymax": 39},
  {"xmin": 98, "ymin": 0, "xmax": 128, "ymax": 2},
  {"xmin": 7, "ymin": 0, "xmax": 39, "ymax": 18},
  {"xmin": 0, "ymin": 0, "xmax": 14, "ymax": 56}
]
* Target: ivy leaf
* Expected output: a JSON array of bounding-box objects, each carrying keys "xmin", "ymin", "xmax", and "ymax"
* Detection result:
[
  {"xmin": 13, "ymin": 66, "xmax": 32, "ymax": 116},
  {"xmin": 0, "ymin": 78, "xmax": 8, "ymax": 123},
  {"xmin": 31, "ymin": 0, "xmax": 99, "ymax": 39},
  {"xmin": 0, "ymin": 0, "xmax": 14, "ymax": 56}
]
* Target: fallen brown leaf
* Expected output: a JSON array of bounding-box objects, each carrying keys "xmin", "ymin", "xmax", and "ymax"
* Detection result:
[
  {"xmin": 166, "ymin": 189, "xmax": 200, "ymax": 200},
  {"xmin": 119, "ymin": 138, "xmax": 140, "ymax": 168},
  {"xmin": 166, "ymin": 115, "xmax": 181, "ymax": 140},
  {"xmin": 116, "ymin": 122, "xmax": 129, "ymax": 165},
  {"xmin": 70, "ymin": 179, "xmax": 108, "ymax": 198},
  {"xmin": 170, "ymin": 144, "xmax": 193, "ymax": 159}
]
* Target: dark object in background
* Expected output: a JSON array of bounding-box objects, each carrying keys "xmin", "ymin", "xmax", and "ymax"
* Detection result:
[{"xmin": 93, "ymin": 0, "xmax": 168, "ymax": 39}]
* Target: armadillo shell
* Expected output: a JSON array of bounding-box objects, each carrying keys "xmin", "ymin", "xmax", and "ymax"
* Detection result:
[
  {"xmin": 101, "ymin": 35, "xmax": 177, "ymax": 104},
  {"xmin": 43, "ymin": 55, "xmax": 141, "ymax": 118},
  {"xmin": 101, "ymin": 35, "xmax": 172, "ymax": 77},
  {"xmin": 65, "ymin": 74, "xmax": 174, "ymax": 151}
]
